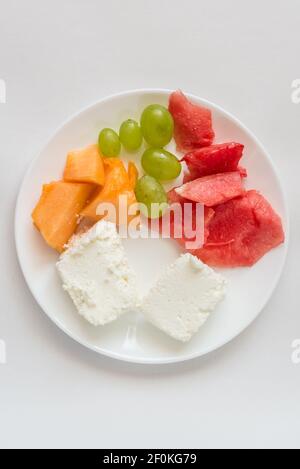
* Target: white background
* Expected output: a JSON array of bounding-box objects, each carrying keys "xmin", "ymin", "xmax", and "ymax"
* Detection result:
[{"xmin": 0, "ymin": 0, "xmax": 299, "ymax": 449}]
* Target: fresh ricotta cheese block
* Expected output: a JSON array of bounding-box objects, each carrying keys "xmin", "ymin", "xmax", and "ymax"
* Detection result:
[
  {"xmin": 141, "ymin": 253, "xmax": 227, "ymax": 342},
  {"xmin": 56, "ymin": 220, "xmax": 138, "ymax": 326}
]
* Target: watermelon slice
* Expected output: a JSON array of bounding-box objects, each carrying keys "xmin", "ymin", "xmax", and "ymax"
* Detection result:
[
  {"xmin": 176, "ymin": 172, "xmax": 245, "ymax": 207},
  {"xmin": 182, "ymin": 142, "xmax": 244, "ymax": 179},
  {"xmin": 190, "ymin": 191, "xmax": 284, "ymax": 267},
  {"xmin": 183, "ymin": 166, "xmax": 247, "ymax": 184},
  {"xmin": 168, "ymin": 90, "xmax": 215, "ymax": 151},
  {"xmin": 165, "ymin": 189, "xmax": 214, "ymax": 248}
]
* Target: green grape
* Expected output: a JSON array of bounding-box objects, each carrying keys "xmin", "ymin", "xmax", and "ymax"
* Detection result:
[
  {"xmin": 140, "ymin": 104, "xmax": 174, "ymax": 147},
  {"xmin": 119, "ymin": 119, "xmax": 143, "ymax": 152},
  {"xmin": 98, "ymin": 128, "xmax": 121, "ymax": 157},
  {"xmin": 135, "ymin": 175, "xmax": 168, "ymax": 219},
  {"xmin": 142, "ymin": 148, "xmax": 181, "ymax": 181}
]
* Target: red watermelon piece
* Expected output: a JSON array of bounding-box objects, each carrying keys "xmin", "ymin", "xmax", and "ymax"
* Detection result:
[
  {"xmin": 164, "ymin": 189, "xmax": 214, "ymax": 248},
  {"xmin": 168, "ymin": 90, "xmax": 215, "ymax": 151},
  {"xmin": 182, "ymin": 142, "xmax": 244, "ymax": 178},
  {"xmin": 176, "ymin": 172, "xmax": 245, "ymax": 207},
  {"xmin": 183, "ymin": 165, "xmax": 247, "ymax": 184},
  {"xmin": 190, "ymin": 190, "xmax": 284, "ymax": 267}
]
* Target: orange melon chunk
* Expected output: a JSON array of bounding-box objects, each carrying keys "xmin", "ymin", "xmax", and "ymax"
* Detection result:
[
  {"xmin": 63, "ymin": 144, "xmax": 105, "ymax": 186},
  {"xmin": 81, "ymin": 159, "xmax": 130, "ymax": 220},
  {"xmin": 81, "ymin": 158, "xmax": 138, "ymax": 224},
  {"xmin": 32, "ymin": 181, "xmax": 95, "ymax": 252}
]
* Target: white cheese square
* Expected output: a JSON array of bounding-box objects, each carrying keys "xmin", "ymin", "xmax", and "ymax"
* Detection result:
[
  {"xmin": 141, "ymin": 253, "xmax": 226, "ymax": 342},
  {"xmin": 56, "ymin": 220, "xmax": 138, "ymax": 326}
]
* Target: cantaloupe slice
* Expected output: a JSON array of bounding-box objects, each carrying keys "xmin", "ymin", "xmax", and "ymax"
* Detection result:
[
  {"xmin": 81, "ymin": 158, "xmax": 138, "ymax": 224},
  {"xmin": 81, "ymin": 159, "xmax": 130, "ymax": 220},
  {"xmin": 98, "ymin": 188, "xmax": 138, "ymax": 225},
  {"xmin": 32, "ymin": 181, "xmax": 95, "ymax": 252},
  {"xmin": 63, "ymin": 144, "xmax": 105, "ymax": 186},
  {"xmin": 128, "ymin": 161, "xmax": 138, "ymax": 189}
]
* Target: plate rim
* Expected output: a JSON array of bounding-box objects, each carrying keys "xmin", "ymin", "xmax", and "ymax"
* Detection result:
[{"xmin": 14, "ymin": 88, "xmax": 290, "ymax": 365}]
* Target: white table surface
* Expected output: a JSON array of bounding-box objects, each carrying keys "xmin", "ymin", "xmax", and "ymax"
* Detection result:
[{"xmin": 0, "ymin": 0, "xmax": 299, "ymax": 449}]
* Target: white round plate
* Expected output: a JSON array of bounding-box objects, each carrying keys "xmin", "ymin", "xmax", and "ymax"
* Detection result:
[{"xmin": 15, "ymin": 89, "xmax": 289, "ymax": 364}]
